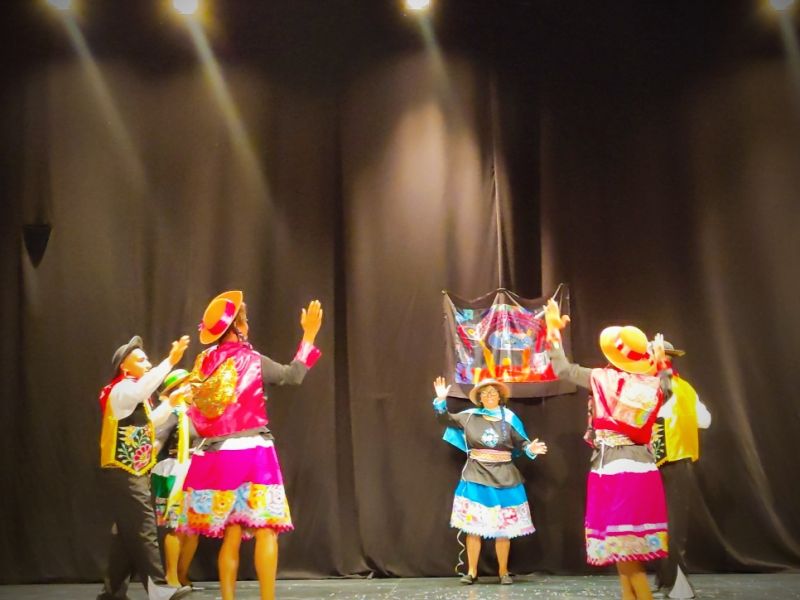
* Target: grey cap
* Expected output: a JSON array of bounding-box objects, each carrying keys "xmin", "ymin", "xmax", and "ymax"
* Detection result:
[{"xmin": 111, "ymin": 335, "xmax": 143, "ymax": 375}]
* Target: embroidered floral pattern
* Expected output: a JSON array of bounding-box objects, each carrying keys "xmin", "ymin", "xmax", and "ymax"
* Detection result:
[
  {"xmin": 450, "ymin": 496, "xmax": 535, "ymax": 539},
  {"xmin": 114, "ymin": 423, "xmax": 155, "ymax": 475},
  {"xmin": 480, "ymin": 428, "xmax": 500, "ymax": 448},
  {"xmin": 178, "ymin": 482, "xmax": 293, "ymax": 539},
  {"xmin": 651, "ymin": 418, "xmax": 667, "ymax": 465},
  {"xmin": 154, "ymin": 492, "xmax": 183, "ymax": 530},
  {"xmin": 585, "ymin": 530, "xmax": 668, "ymax": 566}
]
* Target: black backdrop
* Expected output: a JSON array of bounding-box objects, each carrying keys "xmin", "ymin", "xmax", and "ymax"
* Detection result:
[{"xmin": 1, "ymin": 0, "xmax": 799, "ymax": 584}]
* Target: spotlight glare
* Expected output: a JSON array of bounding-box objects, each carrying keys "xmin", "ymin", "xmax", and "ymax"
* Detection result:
[
  {"xmin": 405, "ymin": 0, "xmax": 432, "ymax": 12},
  {"xmin": 172, "ymin": 0, "xmax": 199, "ymax": 16},
  {"xmin": 46, "ymin": 0, "xmax": 72, "ymax": 11},
  {"xmin": 770, "ymin": 0, "xmax": 795, "ymax": 11}
]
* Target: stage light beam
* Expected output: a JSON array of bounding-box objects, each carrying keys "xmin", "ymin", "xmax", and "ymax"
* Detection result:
[
  {"xmin": 770, "ymin": 0, "xmax": 795, "ymax": 11},
  {"xmin": 405, "ymin": 0, "xmax": 432, "ymax": 13},
  {"xmin": 46, "ymin": 0, "xmax": 72, "ymax": 11},
  {"xmin": 173, "ymin": 0, "xmax": 199, "ymax": 16}
]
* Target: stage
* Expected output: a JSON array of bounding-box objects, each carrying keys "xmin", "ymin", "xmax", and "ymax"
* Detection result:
[{"xmin": 2, "ymin": 574, "xmax": 799, "ymax": 599}]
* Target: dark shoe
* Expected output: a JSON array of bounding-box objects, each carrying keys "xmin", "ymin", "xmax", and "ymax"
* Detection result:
[
  {"xmin": 460, "ymin": 573, "xmax": 477, "ymax": 585},
  {"xmin": 499, "ymin": 574, "xmax": 513, "ymax": 585}
]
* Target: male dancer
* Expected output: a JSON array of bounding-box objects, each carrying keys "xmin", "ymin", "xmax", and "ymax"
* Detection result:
[
  {"xmin": 97, "ymin": 335, "xmax": 192, "ymax": 600},
  {"xmin": 652, "ymin": 342, "xmax": 711, "ymax": 600}
]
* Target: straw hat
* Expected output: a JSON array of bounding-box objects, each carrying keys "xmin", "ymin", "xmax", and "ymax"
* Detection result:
[
  {"xmin": 599, "ymin": 325, "xmax": 654, "ymax": 374},
  {"xmin": 468, "ymin": 379, "xmax": 510, "ymax": 406},
  {"xmin": 199, "ymin": 290, "xmax": 244, "ymax": 345}
]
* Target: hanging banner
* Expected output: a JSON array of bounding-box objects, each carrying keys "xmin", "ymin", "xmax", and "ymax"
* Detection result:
[{"xmin": 443, "ymin": 286, "xmax": 576, "ymax": 399}]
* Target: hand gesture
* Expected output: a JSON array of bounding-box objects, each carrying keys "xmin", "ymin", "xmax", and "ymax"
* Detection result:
[
  {"xmin": 168, "ymin": 384, "xmax": 190, "ymax": 407},
  {"xmin": 433, "ymin": 376, "xmax": 451, "ymax": 400},
  {"xmin": 652, "ymin": 332, "xmax": 666, "ymax": 369},
  {"xmin": 527, "ymin": 438, "xmax": 548, "ymax": 455},
  {"xmin": 544, "ymin": 298, "xmax": 570, "ymax": 344},
  {"xmin": 301, "ymin": 300, "xmax": 323, "ymax": 343},
  {"xmin": 168, "ymin": 335, "xmax": 190, "ymax": 366}
]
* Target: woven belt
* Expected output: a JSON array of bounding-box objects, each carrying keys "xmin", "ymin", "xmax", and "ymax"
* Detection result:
[
  {"xmin": 594, "ymin": 429, "xmax": 635, "ymax": 447},
  {"xmin": 469, "ymin": 449, "xmax": 512, "ymax": 463}
]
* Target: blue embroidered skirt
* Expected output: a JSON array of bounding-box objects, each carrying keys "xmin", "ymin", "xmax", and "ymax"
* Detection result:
[{"xmin": 450, "ymin": 480, "xmax": 535, "ymax": 539}]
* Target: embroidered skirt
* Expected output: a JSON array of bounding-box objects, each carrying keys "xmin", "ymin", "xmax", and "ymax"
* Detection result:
[
  {"xmin": 177, "ymin": 440, "xmax": 293, "ymax": 539},
  {"xmin": 151, "ymin": 457, "xmax": 190, "ymax": 530},
  {"xmin": 585, "ymin": 444, "xmax": 669, "ymax": 565},
  {"xmin": 450, "ymin": 480, "xmax": 535, "ymax": 539}
]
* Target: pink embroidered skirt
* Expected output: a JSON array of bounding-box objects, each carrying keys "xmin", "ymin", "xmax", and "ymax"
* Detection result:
[
  {"xmin": 177, "ymin": 441, "xmax": 293, "ymax": 539},
  {"xmin": 585, "ymin": 444, "xmax": 668, "ymax": 565}
]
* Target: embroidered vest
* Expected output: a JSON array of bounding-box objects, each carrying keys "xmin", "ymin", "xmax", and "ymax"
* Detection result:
[
  {"xmin": 188, "ymin": 341, "xmax": 267, "ymax": 438},
  {"xmin": 590, "ymin": 367, "xmax": 662, "ymax": 445},
  {"xmin": 652, "ymin": 375, "xmax": 700, "ymax": 466},
  {"xmin": 100, "ymin": 388, "xmax": 157, "ymax": 476},
  {"xmin": 155, "ymin": 404, "xmax": 191, "ymax": 464}
]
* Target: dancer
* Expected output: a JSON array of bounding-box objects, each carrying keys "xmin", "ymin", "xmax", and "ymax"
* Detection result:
[
  {"xmin": 651, "ymin": 342, "xmax": 711, "ymax": 600},
  {"xmin": 178, "ymin": 291, "xmax": 322, "ymax": 600},
  {"xmin": 544, "ymin": 299, "xmax": 669, "ymax": 600},
  {"xmin": 151, "ymin": 369, "xmax": 200, "ymax": 589},
  {"xmin": 97, "ymin": 335, "xmax": 192, "ymax": 600},
  {"xmin": 432, "ymin": 375, "xmax": 547, "ymax": 585}
]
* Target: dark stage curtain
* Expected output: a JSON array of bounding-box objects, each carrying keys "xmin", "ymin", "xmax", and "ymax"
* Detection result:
[{"xmin": 1, "ymin": 0, "xmax": 799, "ymax": 585}]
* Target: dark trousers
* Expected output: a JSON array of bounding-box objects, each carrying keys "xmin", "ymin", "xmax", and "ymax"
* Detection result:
[
  {"xmin": 656, "ymin": 459, "xmax": 695, "ymax": 591},
  {"xmin": 97, "ymin": 468, "xmax": 168, "ymax": 600}
]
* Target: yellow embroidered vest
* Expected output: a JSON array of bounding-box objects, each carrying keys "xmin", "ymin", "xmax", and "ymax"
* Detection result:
[
  {"xmin": 652, "ymin": 375, "xmax": 700, "ymax": 466},
  {"xmin": 100, "ymin": 397, "xmax": 157, "ymax": 476}
]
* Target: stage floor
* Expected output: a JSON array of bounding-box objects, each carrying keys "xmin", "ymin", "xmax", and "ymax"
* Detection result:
[{"xmin": 2, "ymin": 574, "xmax": 800, "ymax": 599}]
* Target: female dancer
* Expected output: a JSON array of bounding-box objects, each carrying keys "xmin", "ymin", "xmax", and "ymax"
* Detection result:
[
  {"xmin": 179, "ymin": 291, "xmax": 322, "ymax": 600},
  {"xmin": 544, "ymin": 299, "xmax": 668, "ymax": 600},
  {"xmin": 433, "ymin": 376, "xmax": 547, "ymax": 585}
]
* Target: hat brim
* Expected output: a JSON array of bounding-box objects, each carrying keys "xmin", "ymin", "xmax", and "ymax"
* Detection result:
[
  {"xmin": 112, "ymin": 335, "xmax": 143, "ymax": 374},
  {"xmin": 468, "ymin": 380, "xmax": 511, "ymax": 406},
  {"xmin": 199, "ymin": 290, "xmax": 244, "ymax": 345},
  {"xmin": 162, "ymin": 369, "xmax": 190, "ymax": 394},
  {"xmin": 599, "ymin": 326, "xmax": 653, "ymax": 375}
]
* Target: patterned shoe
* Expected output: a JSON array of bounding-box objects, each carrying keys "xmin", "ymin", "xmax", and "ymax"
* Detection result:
[{"xmin": 499, "ymin": 574, "xmax": 513, "ymax": 585}]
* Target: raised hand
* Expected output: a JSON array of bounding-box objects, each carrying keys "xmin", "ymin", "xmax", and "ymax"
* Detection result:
[
  {"xmin": 433, "ymin": 376, "xmax": 451, "ymax": 400},
  {"xmin": 301, "ymin": 300, "xmax": 323, "ymax": 344},
  {"xmin": 544, "ymin": 298, "xmax": 570, "ymax": 344},
  {"xmin": 168, "ymin": 335, "xmax": 190, "ymax": 366},
  {"xmin": 527, "ymin": 438, "xmax": 548, "ymax": 455},
  {"xmin": 652, "ymin": 332, "xmax": 666, "ymax": 369}
]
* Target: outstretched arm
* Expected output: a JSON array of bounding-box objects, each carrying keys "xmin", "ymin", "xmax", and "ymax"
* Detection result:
[
  {"xmin": 262, "ymin": 300, "xmax": 323, "ymax": 386},
  {"xmin": 432, "ymin": 376, "xmax": 465, "ymax": 429},
  {"xmin": 110, "ymin": 336, "xmax": 190, "ymax": 418},
  {"xmin": 543, "ymin": 299, "xmax": 591, "ymax": 389},
  {"xmin": 510, "ymin": 425, "xmax": 548, "ymax": 460}
]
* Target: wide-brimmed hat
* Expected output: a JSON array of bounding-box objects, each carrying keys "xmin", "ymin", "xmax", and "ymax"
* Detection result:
[
  {"xmin": 199, "ymin": 290, "xmax": 244, "ymax": 345},
  {"xmin": 468, "ymin": 378, "xmax": 510, "ymax": 406},
  {"xmin": 161, "ymin": 369, "xmax": 190, "ymax": 395},
  {"xmin": 599, "ymin": 325, "xmax": 654, "ymax": 375},
  {"xmin": 663, "ymin": 340, "xmax": 685, "ymax": 357},
  {"xmin": 111, "ymin": 335, "xmax": 143, "ymax": 375}
]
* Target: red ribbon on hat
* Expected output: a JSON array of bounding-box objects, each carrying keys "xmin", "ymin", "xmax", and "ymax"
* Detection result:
[
  {"xmin": 614, "ymin": 338, "xmax": 651, "ymax": 362},
  {"xmin": 205, "ymin": 299, "xmax": 237, "ymax": 336}
]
